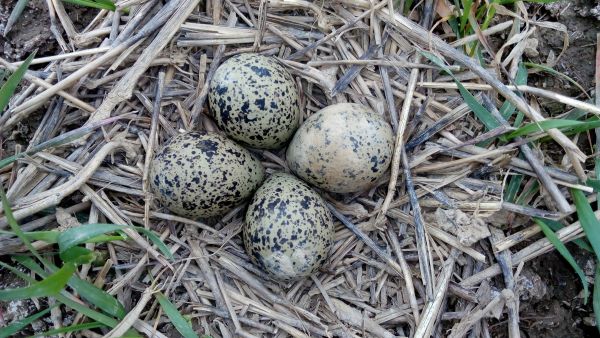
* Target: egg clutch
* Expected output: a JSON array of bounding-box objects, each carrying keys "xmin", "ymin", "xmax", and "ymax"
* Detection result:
[{"xmin": 150, "ymin": 53, "xmax": 394, "ymax": 281}]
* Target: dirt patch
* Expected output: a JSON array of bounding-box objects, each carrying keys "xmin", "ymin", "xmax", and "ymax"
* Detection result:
[
  {"xmin": 530, "ymin": 0, "xmax": 600, "ymax": 98},
  {"xmin": 518, "ymin": 251, "xmax": 595, "ymax": 337},
  {"xmin": 0, "ymin": 1, "xmax": 55, "ymax": 61},
  {"xmin": 509, "ymin": 2, "xmax": 600, "ymax": 336},
  {"xmin": 484, "ymin": 249, "xmax": 595, "ymax": 337},
  {"xmin": 0, "ymin": 1, "xmax": 98, "ymax": 62},
  {"xmin": 0, "ymin": 264, "xmax": 49, "ymax": 334}
]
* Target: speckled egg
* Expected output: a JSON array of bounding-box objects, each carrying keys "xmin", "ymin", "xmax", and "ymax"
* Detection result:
[
  {"xmin": 208, "ymin": 53, "xmax": 300, "ymax": 149},
  {"xmin": 150, "ymin": 132, "xmax": 265, "ymax": 219},
  {"xmin": 286, "ymin": 103, "xmax": 394, "ymax": 193},
  {"xmin": 243, "ymin": 173, "xmax": 334, "ymax": 281}
]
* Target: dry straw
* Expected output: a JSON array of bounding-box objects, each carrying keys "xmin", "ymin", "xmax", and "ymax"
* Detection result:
[{"xmin": 0, "ymin": 0, "xmax": 597, "ymax": 337}]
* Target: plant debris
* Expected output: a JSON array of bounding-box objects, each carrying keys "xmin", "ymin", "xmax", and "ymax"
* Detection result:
[{"xmin": 0, "ymin": 0, "xmax": 599, "ymax": 337}]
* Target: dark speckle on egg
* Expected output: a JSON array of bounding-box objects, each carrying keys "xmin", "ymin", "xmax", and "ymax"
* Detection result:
[
  {"xmin": 208, "ymin": 53, "xmax": 300, "ymax": 149},
  {"xmin": 243, "ymin": 173, "xmax": 334, "ymax": 281},
  {"xmin": 286, "ymin": 103, "xmax": 394, "ymax": 193},
  {"xmin": 150, "ymin": 132, "xmax": 265, "ymax": 219}
]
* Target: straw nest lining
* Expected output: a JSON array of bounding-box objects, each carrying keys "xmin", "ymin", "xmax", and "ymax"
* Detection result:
[{"xmin": 0, "ymin": 0, "xmax": 597, "ymax": 337}]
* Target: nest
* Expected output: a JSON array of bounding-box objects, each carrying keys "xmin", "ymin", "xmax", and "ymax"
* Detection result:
[{"xmin": 0, "ymin": 0, "xmax": 598, "ymax": 337}]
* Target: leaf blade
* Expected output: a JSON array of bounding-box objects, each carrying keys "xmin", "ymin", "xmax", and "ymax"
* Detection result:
[
  {"xmin": 0, "ymin": 51, "xmax": 34, "ymax": 114},
  {"xmin": 58, "ymin": 223, "xmax": 124, "ymax": 252},
  {"xmin": 30, "ymin": 321, "xmax": 105, "ymax": 337},
  {"xmin": 571, "ymin": 189, "xmax": 600, "ymax": 260},
  {"xmin": 155, "ymin": 292, "xmax": 199, "ymax": 338},
  {"xmin": 3, "ymin": 0, "xmax": 29, "ymax": 36},
  {"xmin": 60, "ymin": 0, "xmax": 115, "ymax": 10},
  {"xmin": 0, "ymin": 307, "xmax": 53, "ymax": 338},
  {"xmin": 506, "ymin": 119, "xmax": 590, "ymax": 139},
  {"xmin": 58, "ymin": 223, "xmax": 173, "ymax": 259},
  {"xmin": 420, "ymin": 50, "xmax": 501, "ymax": 130},
  {"xmin": 535, "ymin": 218, "xmax": 589, "ymax": 301},
  {"xmin": 595, "ymin": 264, "xmax": 600, "ymax": 335},
  {"xmin": 543, "ymin": 219, "xmax": 593, "ymax": 252},
  {"xmin": 15, "ymin": 256, "xmax": 126, "ymax": 319},
  {"xmin": 524, "ymin": 62, "xmax": 589, "ymax": 98},
  {"xmin": 0, "ymin": 263, "xmax": 76, "ymax": 301},
  {"xmin": 0, "ymin": 260, "xmax": 119, "ymax": 328}
]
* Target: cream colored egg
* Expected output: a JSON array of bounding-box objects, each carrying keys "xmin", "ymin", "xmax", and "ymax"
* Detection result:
[{"xmin": 286, "ymin": 103, "xmax": 394, "ymax": 193}]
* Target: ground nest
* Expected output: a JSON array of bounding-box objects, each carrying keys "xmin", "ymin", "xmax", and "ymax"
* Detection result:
[{"xmin": 0, "ymin": 0, "xmax": 599, "ymax": 337}]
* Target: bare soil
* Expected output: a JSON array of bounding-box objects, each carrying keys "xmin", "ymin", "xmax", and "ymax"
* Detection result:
[
  {"xmin": 533, "ymin": 0, "xmax": 600, "ymax": 98},
  {"xmin": 509, "ymin": 1, "xmax": 600, "ymax": 337},
  {"xmin": 0, "ymin": 1, "xmax": 96, "ymax": 62},
  {"xmin": 0, "ymin": 1, "xmax": 54, "ymax": 61}
]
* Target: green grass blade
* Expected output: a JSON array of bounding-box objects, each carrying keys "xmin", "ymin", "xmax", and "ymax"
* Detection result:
[
  {"xmin": 85, "ymin": 234, "xmax": 126, "ymax": 243},
  {"xmin": 0, "ymin": 229, "xmax": 122, "ymax": 244},
  {"xmin": 0, "ymin": 260, "xmax": 34, "ymax": 281},
  {"xmin": 58, "ymin": 223, "xmax": 173, "ymax": 259},
  {"xmin": 55, "ymin": 292, "xmax": 119, "ymax": 327},
  {"xmin": 498, "ymin": 64, "xmax": 528, "ymax": 143},
  {"xmin": 513, "ymin": 110, "xmax": 525, "ymax": 128},
  {"xmin": 510, "ymin": 119, "xmax": 579, "ymax": 138},
  {"xmin": 136, "ymin": 227, "xmax": 173, "ymax": 259},
  {"xmin": 499, "ymin": 0, "xmax": 562, "ymax": 3},
  {"xmin": 515, "ymin": 180, "xmax": 539, "ymax": 206},
  {"xmin": 29, "ymin": 321, "xmax": 105, "ymax": 337},
  {"xmin": 61, "ymin": 0, "xmax": 115, "ymax": 10},
  {"xmin": 454, "ymin": 75, "xmax": 501, "ymax": 129},
  {"xmin": 14, "ymin": 255, "xmax": 46, "ymax": 274},
  {"xmin": 571, "ymin": 189, "xmax": 600, "ymax": 260},
  {"xmin": 58, "ymin": 223, "xmax": 124, "ymax": 251},
  {"xmin": 117, "ymin": 331, "xmax": 144, "ymax": 338},
  {"xmin": 505, "ymin": 174, "xmax": 523, "ymax": 203},
  {"xmin": 0, "ymin": 69, "xmax": 7, "ymax": 85},
  {"xmin": 3, "ymin": 0, "xmax": 29, "ymax": 36},
  {"xmin": 500, "ymin": 63, "xmax": 528, "ymax": 120},
  {"xmin": 481, "ymin": 0, "xmax": 498, "ymax": 30},
  {"xmin": 581, "ymin": 172, "xmax": 598, "ymax": 191},
  {"xmin": 562, "ymin": 118, "xmax": 600, "ymax": 136},
  {"xmin": 565, "ymin": 107, "xmax": 592, "ymax": 121},
  {"xmin": 421, "ymin": 50, "xmax": 500, "ymax": 130},
  {"xmin": 459, "ymin": 0, "xmax": 473, "ymax": 34},
  {"xmin": 23, "ymin": 231, "xmax": 59, "ymax": 243},
  {"xmin": 15, "ymin": 256, "xmax": 126, "ymax": 319},
  {"xmin": 499, "ymin": 100, "xmax": 515, "ymax": 121},
  {"xmin": 59, "ymin": 246, "xmax": 96, "ymax": 264},
  {"xmin": 0, "ymin": 262, "xmax": 75, "ymax": 301},
  {"xmin": 0, "ymin": 307, "xmax": 53, "ymax": 338},
  {"xmin": 0, "ymin": 184, "xmax": 45, "ymax": 263},
  {"xmin": 0, "ymin": 51, "xmax": 34, "ymax": 114},
  {"xmin": 595, "ymin": 264, "xmax": 600, "ymax": 335},
  {"xmin": 68, "ymin": 274, "xmax": 126, "ymax": 318},
  {"xmin": 535, "ymin": 218, "xmax": 589, "ymax": 302},
  {"xmin": 0, "ymin": 260, "xmax": 119, "ymax": 327},
  {"xmin": 54, "ymin": 294, "xmax": 119, "ymax": 328},
  {"xmin": 0, "ymin": 230, "xmax": 59, "ymax": 243},
  {"xmin": 402, "ymin": 0, "xmax": 414, "ymax": 14},
  {"xmin": 524, "ymin": 62, "xmax": 589, "ymax": 97},
  {"xmin": 155, "ymin": 292, "xmax": 199, "ymax": 338},
  {"xmin": 448, "ymin": 17, "xmax": 461, "ymax": 38},
  {"xmin": 543, "ymin": 219, "xmax": 593, "ymax": 252},
  {"xmin": 506, "ymin": 119, "xmax": 595, "ymax": 139}
]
